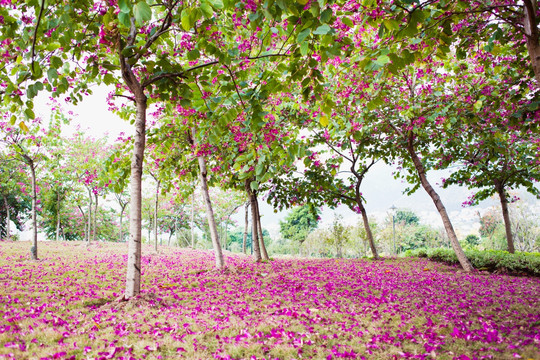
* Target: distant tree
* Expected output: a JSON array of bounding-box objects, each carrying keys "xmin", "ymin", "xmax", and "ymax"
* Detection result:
[
  {"xmin": 395, "ymin": 210, "xmax": 420, "ymax": 226},
  {"xmin": 465, "ymin": 234, "xmax": 481, "ymax": 247},
  {"xmin": 280, "ymin": 205, "xmax": 320, "ymax": 248},
  {"xmin": 326, "ymin": 214, "xmax": 349, "ymax": 258}
]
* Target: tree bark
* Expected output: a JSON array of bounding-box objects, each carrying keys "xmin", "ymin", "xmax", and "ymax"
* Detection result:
[
  {"xmin": 86, "ymin": 187, "xmax": 92, "ymax": 244},
  {"xmin": 93, "ymin": 192, "xmax": 98, "ymax": 242},
  {"xmin": 407, "ymin": 137, "xmax": 474, "ymax": 272},
  {"xmin": 246, "ymin": 181, "xmax": 262, "ymax": 262},
  {"xmin": 29, "ymin": 161, "xmax": 38, "ymax": 260},
  {"xmin": 243, "ymin": 201, "xmax": 249, "ymax": 254},
  {"xmin": 191, "ymin": 189, "xmax": 195, "ymax": 248},
  {"xmin": 357, "ymin": 201, "xmax": 379, "ymax": 259},
  {"xmin": 154, "ymin": 179, "xmax": 160, "ymax": 253},
  {"xmin": 55, "ymin": 190, "xmax": 61, "ymax": 242},
  {"xmin": 3, "ymin": 194, "xmax": 10, "ymax": 240},
  {"xmin": 255, "ymin": 196, "xmax": 270, "ymax": 261},
  {"xmin": 124, "ymin": 97, "xmax": 147, "ymax": 298},
  {"xmin": 524, "ymin": 0, "xmax": 540, "ymax": 86},
  {"xmin": 196, "ymin": 154, "xmax": 224, "ymax": 268},
  {"xmin": 119, "ymin": 202, "xmax": 127, "ymax": 243},
  {"xmin": 494, "ymin": 179, "xmax": 515, "ymax": 254}
]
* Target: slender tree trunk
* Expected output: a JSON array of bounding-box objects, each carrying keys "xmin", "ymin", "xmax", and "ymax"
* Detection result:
[
  {"xmin": 246, "ymin": 181, "xmax": 262, "ymax": 262},
  {"xmin": 243, "ymin": 202, "xmax": 249, "ymax": 254},
  {"xmin": 255, "ymin": 196, "xmax": 270, "ymax": 261},
  {"xmin": 3, "ymin": 194, "xmax": 10, "ymax": 240},
  {"xmin": 29, "ymin": 162, "xmax": 38, "ymax": 260},
  {"xmin": 124, "ymin": 97, "xmax": 147, "ymax": 298},
  {"xmin": 55, "ymin": 190, "xmax": 61, "ymax": 242},
  {"xmin": 78, "ymin": 205, "xmax": 86, "ymax": 240},
  {"xmin": 119, "ymin": 204, "xmax": 126, "ymax": 243},
  {"xmin": 191, "ymin": 190, "xmax": 195, "ymax": 248},
  {"xmin": 175, "ymin": 215, "xmax": 179, "ymax": 247},
  {"xmin": 407, "ymin": 138, "xmax": 474, "ymax": 272},
  {"xmin": 154, "ymin": 180, "xmax": 160, "ymax": 253},
  {"xmin": 357, "ymin": 201, "xmax": 379, "ymax": 259},
  {"xmin": 524, "ymin": 0, "xmax": 540, "ymax": 86},
  {"xmin": 86, "ymin": 187, "xmax": 92, "ymax": 244},
  {"xmin": 93, "ymin": 193, "xmax": 98, "ymax": 242},
  {"xmin": 494, "ymin": 180, "xmax": 515, "ymax": 253},
  {"xmin": 196, "ymin": 154, "xmax": 224, "ymax": 268}
]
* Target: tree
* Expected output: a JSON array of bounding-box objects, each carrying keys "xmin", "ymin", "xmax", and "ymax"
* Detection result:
[
  {"xmin": 327, "ymin": 214, "xmax": 349, "ymax": 258},
  {"xmin": 0, "ymin": 154, "xmax": 30, "ymax": 240},
  {"xmin": 395, "ymin": 210, "xmax": 420, "ymax": 226},
  {"xmin": 0, "ymin": 117, "xmax": 54, "ymax": 259},
  {"xmin": 280, "ymin": 205, "xmax": 320, "ymax": 252}
]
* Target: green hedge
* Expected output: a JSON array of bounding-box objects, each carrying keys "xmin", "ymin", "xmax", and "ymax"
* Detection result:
[{"xmin": 403, "ymin": 248, "xmax": 540, "ymax": 277}]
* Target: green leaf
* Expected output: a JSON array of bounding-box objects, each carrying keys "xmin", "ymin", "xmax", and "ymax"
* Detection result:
[
  {"xmin": 200, "ymin": 1, "xmax": 214, "ymax": 18},
  {"xmin": 297, "ymin": 28, "xmax": 311, "ymax": 43},
  {"xmin": 320, "ymin": 8, "xmax": 332, "ymax": 23},
  {"xmin": 118, "ymin": 0, "xmax": 131, "ymax": 13},
  {"xmin": 250, "ymin": 181, "xmax": 259, "ymax": 191},
  {"xmin": 47, "ymin": 68, "xmax": 58, "ymax": 82},
  {"xmin": 187, "ymin": 49, "xmax": 200, "ymax": 60},
  {"xmin": 473, "ymin": 100, "xmax": 483, "ymax": 111},
  {"xmin": 383, "ymin": 19, "xmax": 400, "ymax": 31},
  {"xmin": 50, "ymin": 56, "xmax": 63, "ymax": 69},
  {"xmin": 133, "ymin": 1, "xmax": 152, "ymax": 24},
  {"xmin": 118, "ymin": 12, "xmax": 131, "ymax": 27},
  {"xmin": 313, "ymin": 24, "xmax": 331, "ymax": 35},
  {"xmin": 207, "ymin": 0, "xmax": 224, "ymax": 9},
  {"xmin": 24, "ymin": 108, "xmax": 35, "ymax": 119},
  {"xmin": 375, "ymin": 55, "xmax": 390, "ymax": 65},
  {"xmin": 181, "ymin": 9, "xmax": 191, "ymax": 31},
  {"xmin": 300, "ymin": 41, "xmax": 309, "ymax": 56},
  {"xmin": 342, "ymin": 17, "xmax": 353, "ymax": 28}
]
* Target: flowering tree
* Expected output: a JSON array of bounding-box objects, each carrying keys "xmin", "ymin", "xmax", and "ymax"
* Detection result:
[
  {"xmin": 0, "ymin": 117, "xmax": 52, "ymax": 259},
  {"xmin": 0, "ymin": 153, "xmax": 30, "ymax": 240}
]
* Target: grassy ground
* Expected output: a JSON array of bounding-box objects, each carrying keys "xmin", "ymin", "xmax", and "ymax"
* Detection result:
[{"xmin": 0, "ymin": 241, "xmax": 539, "ymax": 360}]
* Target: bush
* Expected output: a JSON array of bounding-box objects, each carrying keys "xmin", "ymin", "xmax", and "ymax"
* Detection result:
[{"xmin": 404, "ymin": 248, "xmax": 540, "ymax": 277}]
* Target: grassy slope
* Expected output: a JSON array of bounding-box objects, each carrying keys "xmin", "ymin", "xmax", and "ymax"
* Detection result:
[{"xmin": 0, "ymin": 241, "xmax": 539, "ymax": 360}]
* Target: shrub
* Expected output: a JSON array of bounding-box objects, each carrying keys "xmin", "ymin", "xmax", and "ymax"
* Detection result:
[{"xmin": 404, "ymin": 248, "xmax": 540, "ymax": 277}]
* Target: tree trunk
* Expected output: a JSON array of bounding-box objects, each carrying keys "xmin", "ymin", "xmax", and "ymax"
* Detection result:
[
  {"xmin": 86, "ymin": 187, "xmax": 92, "ymax": 244},
  {"xmin": 191, "ymin": 190, "xmax": 195, "ymax": 248},
  {"xmin": 125, "ymin": 96, "xmax": 147, "ymax": 298},
  {"xmin": 255, "ymin": 196, "xmax": 270, "ymax": 261},
  {"xmin": 3, "ymin": 194, "xmax": 10, "ymax": 240},
  {"xmin": 196, "ymin": 154, "xmax": 224, "ymax": 268},
  {"xmin": 243, "ymin": 202, "xmax": 249, "ymax": 254},
  {"xmin": 524, "ymin": 0, "xmax": 540, "ymax": 86},
  {"xmin": 154, "ymin": 180, "xmax": 160, "ymax": 253},
  {"xmin": 407, "ymin": 138, "xmax": 474, "ymax": 272},
  {"xmin": 119, "ymin": 203, "xmax": 126, "ymax": 243},
  {"xmin": 357, "ymin": 201, "xmax": 379, "ymax": 259},
  {"xmin": 246, "ymin": 181, "xmax": 262, "ymax": 262},
  {"xmin": 494, "ymin": 180, "xmax": 515, "ymax": 254},
  {"xmin": 55, "ymin": 190, "xmax": 61, "ymax": 242},
  {"xmin": 93, "ymin": 193, "xmax": 98, "ymax": 242},
  {"xmin": 336, "ymin": 241, "xmax": 342, "ymax": 258},
  {"xmin": 29, "ymin": 162, "xmax": 38, "ymax": 260}
]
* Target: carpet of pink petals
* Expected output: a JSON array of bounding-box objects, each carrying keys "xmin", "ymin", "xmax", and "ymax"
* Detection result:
[{"xmin": 0, "ymin": 241, "xmax": 539, "ymax": 360}]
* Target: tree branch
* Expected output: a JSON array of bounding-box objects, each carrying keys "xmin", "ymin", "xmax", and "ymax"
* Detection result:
[{"xmin": 31, "ymin": 0, "xmax": 46, "ymax": 74}]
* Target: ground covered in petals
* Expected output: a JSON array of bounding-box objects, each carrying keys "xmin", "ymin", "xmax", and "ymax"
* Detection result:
[{"xmin": 0, "ymin": 242, "xmax": 539, "ymax": 360}]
